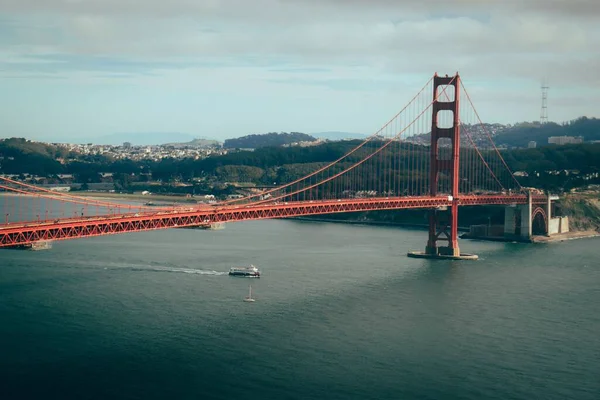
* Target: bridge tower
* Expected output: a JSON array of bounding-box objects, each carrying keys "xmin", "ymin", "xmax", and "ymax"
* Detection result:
[{"xmin": 408, "ymin": 73, "xmax": 477, "ymax": 260}]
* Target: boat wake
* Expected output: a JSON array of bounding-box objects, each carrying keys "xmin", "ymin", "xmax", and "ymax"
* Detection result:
[{"xmin": 118, "ymin": 265, "xmax": 228, "ymax": 276}]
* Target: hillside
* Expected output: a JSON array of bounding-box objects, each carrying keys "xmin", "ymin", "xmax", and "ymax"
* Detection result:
[
  {"xmin": 94, "ymin": 132, "xmax": 197, "ymax": 146},
  {"xmin": 310, "ymin": 131, "xmax": 367, "ymax": 141},
  {"xmin": 554, "ymin": 193, "xmax": 600, "ymax": 232},
  {"xmin": 0, "ymin": 138, "xmax": 70, "ymax": 175},
  {"xmin": 494, "ymin": 117, "xmax": 600, "ymax": 148},
  {"xmin": 0, "ymin": 137, "xmax": 112, "ymax": 177},
  {"xmin": 163, "ymin": 138, "xmax": 220, "ymax": 148},
  {"xmin": 403, "ymin": 117, "xmax": 600, "ymax": 149},
  {"xmin": 4, "ymin": 136, "xmax": 600, "ymax": 195},
  {"xmin": 223, "ymin": 132, "xmax": 317, "ymax": 149}
]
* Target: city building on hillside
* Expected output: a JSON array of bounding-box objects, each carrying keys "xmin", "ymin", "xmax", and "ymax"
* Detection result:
[
  {"xmin": 548, "ymin": 136, "xmax": 583, "ymax": 145},
  {"xmin": 528, "ymin": 141, "xmax": 537, "ymax": 148}
]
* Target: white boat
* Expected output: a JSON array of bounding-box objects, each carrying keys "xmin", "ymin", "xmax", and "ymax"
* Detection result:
[
  {"xmin": 243, "ymin": 285, "xmax": 255, "ymax": 302},
  {"xmin": 12, "ymin": 241, "xmax": 53, "ymax": 251},
  {"xmin": 30, "ymin": 241, "xmax": 52, "ymax": 251},
  {"xmin": 229, "ymin": 265, "xmax": 260, "ymax": 278},
  {"xmin": 205, "ymin": 222, "xmax": 225, "ymax": 230},
  {"xmin": 178, "ymin": 222, "xmax": 225, "ymax": 230}
]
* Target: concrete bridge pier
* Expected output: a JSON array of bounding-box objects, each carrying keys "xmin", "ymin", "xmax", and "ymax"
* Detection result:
[
  {"xmin": 503, "ymin": 206, "xmax": 517, "ymax": 237},
  {"xmin": 503, "ymin": 193, "xmax": 566, "ymax": 241},
  {"xmin": 503, "ymin": 204, "xmax": 532, "ymax": 240},
  {"xmin": 503, "ymin": 193, "xmax": 534, "ymax": 240}
]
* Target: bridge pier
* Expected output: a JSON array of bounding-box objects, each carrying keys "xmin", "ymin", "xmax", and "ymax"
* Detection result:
[
  {"xmin": 502, "ymin": 193, "xmax": 562, "ymax": 240},
  {"xmin": 503, "ymin": 206, "xmax": 517, "ymax": 236},
  {"xmin": 407, "ymin": 73, "xmax": 478, "ymax": 260},
  {"xmin": 524, "ymin": 193, "xmax": 533, "ymax": 238},
  {"xmin": 503, "ymin": 193, "xmax": 533, "ymax": 240},
  {"xmin": 424, "ymin": 205, "xmax": 459, "ymax": 257},
  {"xmin": 503, "ymin": 203, "xmax": 532, "ymax": 240},
  {"xmin": 408, "ymin": 204, "xmax": 478, "ymax": 260}
]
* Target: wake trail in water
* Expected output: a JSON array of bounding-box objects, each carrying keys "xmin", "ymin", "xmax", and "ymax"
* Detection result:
[
  {"xmin": 111, "ymin": 265, "xmax": 228, "ymax": 276},
  {"xmin": 46, "ymin": 258, "xmax": 229, "ymax": 276}
]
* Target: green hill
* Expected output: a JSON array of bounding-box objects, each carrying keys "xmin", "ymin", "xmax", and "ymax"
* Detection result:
[
  {"xmin": 0, "ymin": 138, "xmax": 111, "ymax": 178},
  {"xmin": 494, "ymin": 117, "xmax": 600, "ymax": 148},
  {"xmin": 223, "ymin": 132, "xmax": 317, "ymax": 149},
  {"xmin": 0, "ymin": 138, "xmax": 70, "ymax": 175},
  {"xmin": 163, "ymin": 138, "xmax": 221, "ymax": 148}
]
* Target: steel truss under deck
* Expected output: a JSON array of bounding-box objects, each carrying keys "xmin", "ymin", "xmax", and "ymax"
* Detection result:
[{"xmin": 0, "ymin": 195, "xmax": 545, "ymax": 247}]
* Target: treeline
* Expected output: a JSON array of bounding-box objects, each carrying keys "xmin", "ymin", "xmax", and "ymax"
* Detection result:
[
  {"xmin": 0, "ymin": 138, "xmax": 73, "ymax": 174},
  {"xmin": 0, "ymin": 138, "xmax": 111, "ymax": 176},
  {"xmin": 2, "ymin": 137, "xmax": 600, "ymax": 193},
  {"xmin": 495, "ymin": 117, "xmax": 600, "ymax": 148},
  {"xmin": 503, "ymin": 143, "xmax": 600, "ymax": 173}
]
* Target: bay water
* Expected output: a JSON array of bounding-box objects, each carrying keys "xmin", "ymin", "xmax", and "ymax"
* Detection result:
[{"xmin": 1, "ymin": 219, "xmax": 599, "ymax": 399}]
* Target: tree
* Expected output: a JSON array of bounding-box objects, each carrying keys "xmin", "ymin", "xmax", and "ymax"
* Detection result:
[{"xmin": 113, "ymin": 173, "xmax": 133, "ymax": 189}]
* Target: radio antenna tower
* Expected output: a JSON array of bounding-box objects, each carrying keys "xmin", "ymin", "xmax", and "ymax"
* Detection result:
[{"xmin": 540, "ymin": 79, "xmax": 549, "ymax": 124}]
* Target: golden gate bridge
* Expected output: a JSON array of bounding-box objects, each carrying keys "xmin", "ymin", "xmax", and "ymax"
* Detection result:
[{"xmin": 0, "ymin": 73, "xmax": 550, "ymax": 259}]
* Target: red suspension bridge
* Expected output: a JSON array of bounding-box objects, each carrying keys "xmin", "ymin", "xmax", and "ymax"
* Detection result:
[{"xmin": 0, "ymin": 73, "xmax": 548, "ymax": 259}]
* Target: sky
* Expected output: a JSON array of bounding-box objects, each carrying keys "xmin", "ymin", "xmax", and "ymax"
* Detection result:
[{"xmin": 0, "ymin": 0, "xmax": 598, "ymax": 143}]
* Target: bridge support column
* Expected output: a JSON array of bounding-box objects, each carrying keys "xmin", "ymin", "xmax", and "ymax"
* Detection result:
[
  {"xmin": 521, "ymin": 193, "xmax": 532, "ymax": 239},
  {"xmin": 503, "ymin": 197, "xmax": 535, "ymax": 241},
  {"xmin": 546, "ymin": 193, "xmax": 552, "ymax": 235},
  {"xmin": 424, "ymin": 204, "xmax": 460, "ymax": 257},
  {"xmin": 504, "ymin": 206, "xmax": 517, "ymax": 236},
  {"xmin": 408, "ymin": 73, "xmax": 477, "ymax": 260}
]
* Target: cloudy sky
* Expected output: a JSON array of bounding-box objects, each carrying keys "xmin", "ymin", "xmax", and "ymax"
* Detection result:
[{"xmin": 1, "ymin": 0, "xmax": 598, "ymax": 142}]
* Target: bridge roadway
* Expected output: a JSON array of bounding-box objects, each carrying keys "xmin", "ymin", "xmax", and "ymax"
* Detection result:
[{"xmin": 0, "ymin": 194, "xmax": 546, "ymax": 247}]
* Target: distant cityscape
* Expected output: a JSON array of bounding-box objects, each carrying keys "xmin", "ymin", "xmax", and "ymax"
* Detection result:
[
  {"xmin": 404, "ymin": 123, "xmax": 508, "ymax": 147},
  {"xmin": 58, "ymin": 141, "xmax": 228, "ymax": 162},
  {"xmin": 10, "ymin": 127, "xmax": 595, "ymax": 165},
  {"xmin": 1, "ymin": 121, "xmax": 599, "ymax": 200},
  {"xmin": 404, "ymin": 123, "xmax": 593, "ymax": 150}
]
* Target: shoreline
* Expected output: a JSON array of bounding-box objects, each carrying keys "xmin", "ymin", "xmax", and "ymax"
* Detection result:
[
  {"xmin": 531, "ymin": 230, "xmax": 600, "ymax": 243},
  {"xmin": 0, "ymin": 191, "xmax": 195, "ymax": 204},
  {"xmin": 73, "ymin": 191, "xmax": 198, "ymax": 203},
  {"xmin": 461, "ymin": 230, "xmax": 600, "ymax": 244}
]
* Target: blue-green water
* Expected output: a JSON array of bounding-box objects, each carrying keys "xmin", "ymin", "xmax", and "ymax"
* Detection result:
[{"xmin": 1, "ymin": 220, "xmax": 599, "ymax": 399}]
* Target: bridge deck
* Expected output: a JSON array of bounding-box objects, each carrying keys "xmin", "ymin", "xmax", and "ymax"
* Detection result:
[{"xmin": 0, "ymin": 194, "xmax": 544, "ymax": 247}]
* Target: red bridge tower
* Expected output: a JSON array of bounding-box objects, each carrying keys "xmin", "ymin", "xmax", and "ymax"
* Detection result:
[{"xmin": 409, "ymin": 73, "xmax": 478, "ymax": 260}]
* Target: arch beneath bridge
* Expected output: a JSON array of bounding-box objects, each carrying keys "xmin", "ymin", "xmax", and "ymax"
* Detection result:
[{"xmin": 532, "ymin": 206, "xmax": 547, "ymax": 235}]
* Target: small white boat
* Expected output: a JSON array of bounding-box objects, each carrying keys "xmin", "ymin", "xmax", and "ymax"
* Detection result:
[
  {"xmin": 229, "ymin": 265, "xmax": 260, "ymax": 278},
  {"xmin": 243, "ymin": 284, "xmax": 255, "ymax": 302},
  {"xmin": 11, "ymin": 241, "xmax": 53, "ymax": 251}
]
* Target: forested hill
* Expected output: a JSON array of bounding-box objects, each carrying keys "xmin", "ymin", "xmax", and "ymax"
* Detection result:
[
  {"xmin": 223, "ymin": 132, "xmax": 317, "ymax": 149},
  {"xmin": 494, "ymin": 117, "xmax": 600, "ymax": 148},
  {"xmin": 0, "ymin": 138, "xmax": 74, "ymax": 174},
  {"xmin": 3, "ymin": 136, "xmax": 600, "ymax": 193}
]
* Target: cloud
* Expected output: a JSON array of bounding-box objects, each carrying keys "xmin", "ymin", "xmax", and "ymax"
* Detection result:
[
  {"xmin": 0, "ymin": 0, "xmax": 598, "ymax": 138},
  {"xmin": 3, "ymin": 0, "xmax": 599, "ymax": 23},
  {"xmin": 1, "ymin": 1, "xmax": 596, "ymax": 76}
]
